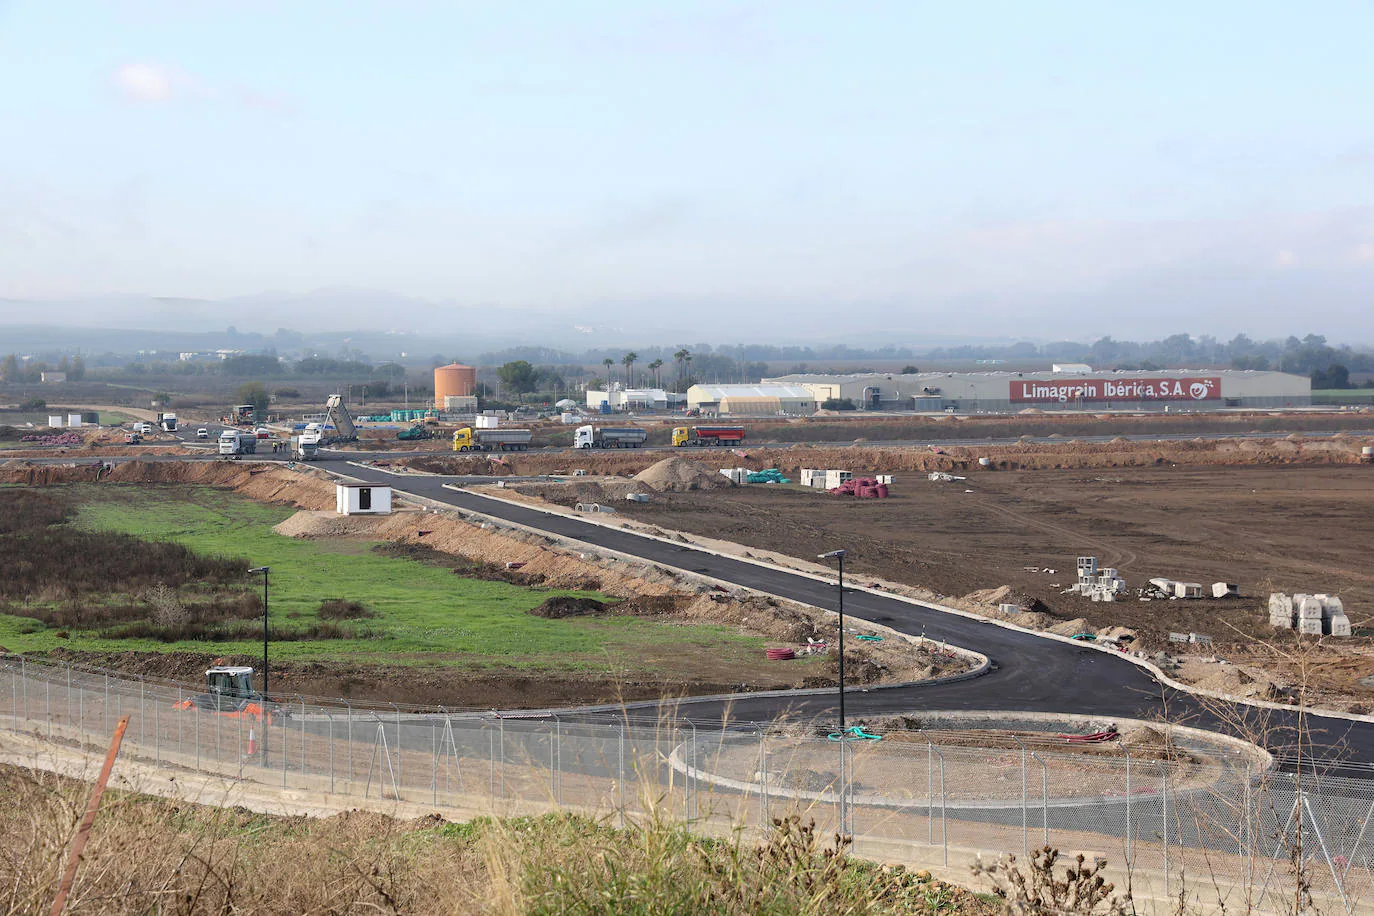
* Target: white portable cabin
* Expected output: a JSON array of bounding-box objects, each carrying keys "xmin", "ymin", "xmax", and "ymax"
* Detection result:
[
  {"xmin": 67, "ymin": 413, "xmax": 82, "ymax": 428},
  {"xmin": 335, "ymin": 483, "xmax": 392, "ymax": 516},
  {"xmin": 48, "ymin": 415, "xmax": 63, "ymax": 428}
]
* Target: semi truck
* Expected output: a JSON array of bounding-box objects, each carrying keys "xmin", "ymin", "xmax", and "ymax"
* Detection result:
[
  {"xmin": 218, "ymin": 429, "xmax": 258, "ymax": 457},
  {"xmin": 452, "ymin": 427, "xmax": 533, "ymax": 452},
  {"xmin": 157, "ymin": 411, "xmax": 178, "ymax": 432},
  {"xmin": 574, "ymin": 425, "xmax": 648, "ymax": 449},
  {"xmin": 290, "ymin": 432, "xmax": 320, "ymax": 460},
  {"xmin": 672, "ymin": 425, "xmax": 746, "ymax": 447}
]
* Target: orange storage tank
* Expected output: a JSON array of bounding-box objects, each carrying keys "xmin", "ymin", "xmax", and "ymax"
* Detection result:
[{"xmin": 434, "ymin": 363, "xmax": 476, "ymax": 408}]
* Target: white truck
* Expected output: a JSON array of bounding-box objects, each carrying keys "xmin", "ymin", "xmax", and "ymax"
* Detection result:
[
  {"xmin": 157, "ymin": 411, "xmax": 178, "ymax": 432},
  {"xmin": 574, "ymin": 425, "xmax": 648, "ymax": 449},
  {"xmin": 218, "ymin": 429, "xmax": 258, "ymax": 457},
  {"xmin": 290, "ymin": 432, "xmax": 321, "ymax": 460},
  {"xmin": 452, "ymin": 426, "xmax": 533, "ymax": 452}
]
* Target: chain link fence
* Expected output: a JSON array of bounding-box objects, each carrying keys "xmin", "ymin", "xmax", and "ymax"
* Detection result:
[{"xmin": 3, "ymin": 655, "xmax": 1372, "ymax": 914}]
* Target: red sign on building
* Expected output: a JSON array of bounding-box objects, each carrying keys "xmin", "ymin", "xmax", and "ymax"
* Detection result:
[{"xmin": 1009, "ymin": 377, "xmax": 1221, "ymax": 403}]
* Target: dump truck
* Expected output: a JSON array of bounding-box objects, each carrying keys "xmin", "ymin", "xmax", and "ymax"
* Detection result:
[
  {"xmin": 173, "ymin": 665, "xmax": 277, "ymax": 723},
  {"xmin": 452, "ymin": 426, "xmax": 532, "ymax": 451},
  {"xmin": 232, "ymin": 404, "xmax": 256, "ymax": 425},
  {"xmin": 290, "ymin": 432, "xmax": 320, "ymax": 460},
  {"xmin": 156, "ymin": 411, "xmax": 178, "ymax": 432},
  {"xmin": 574, "ymin": 425, "xmax": 648, "ymax": 449},
  {"xmin": 218, "ymin": 429, "xmax": 257, "ymax": 457},
  {"xmin": 672, "ymin": 425, "xmax": 746, "ymax": 447},
  {"xmin": 397, "ymin": 424, "xmax": 433, "ymax": 441}
]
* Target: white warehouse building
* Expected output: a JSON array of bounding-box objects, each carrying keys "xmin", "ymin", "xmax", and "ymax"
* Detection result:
[
  {"xmin": 687, "ymin": 384, "xmax": 818, "ymax": 416},
  {"xmin": 763, "ymin": 369, "xmax": 1310, "ymax": 412}
]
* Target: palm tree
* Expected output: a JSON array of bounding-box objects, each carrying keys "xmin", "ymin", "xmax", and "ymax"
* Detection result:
[
  {"xmin": 673, "ymin": 349, "xmax": 690, "ymax": 387},
  {"xmin": 622, "ymin": 352, "xmax": 638, "ymax": 389},
  {"xmin": 648, "ymin": 358, "xmax": 664, "ymax": 388},
  {"xmin": 602, "ymin": 357, "xmax": 614, "ymax": 391}
]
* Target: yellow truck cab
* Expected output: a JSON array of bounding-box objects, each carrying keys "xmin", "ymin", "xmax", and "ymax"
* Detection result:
[
  {"xmin": 452, "ymin": 428, "xmax": 475, "ymax": 451},
  {"xmin": 672, "ymin": 427, "xmax": 689, "ymax": 446}
]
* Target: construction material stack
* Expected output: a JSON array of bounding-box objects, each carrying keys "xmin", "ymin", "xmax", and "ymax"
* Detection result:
[
  {"xmin": 746, "ymin": 468, "xmax": 790, "ymax": 484},
  {"xmin": 1269, "ymin": 593, "xmax": 1351, "ymax": 636},
  {"xmin": 1068, "ymin": 556, "xmax": 1127, "ymax": 602},
  {"xmin": 829, "ymin": 476, "xmax": 890, "ymax": 498}
]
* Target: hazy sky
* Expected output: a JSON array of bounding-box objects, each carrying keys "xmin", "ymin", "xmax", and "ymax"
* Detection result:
[{"xmin": 2, "ymin": 1, "xmax": 1373, "ymax": 339}]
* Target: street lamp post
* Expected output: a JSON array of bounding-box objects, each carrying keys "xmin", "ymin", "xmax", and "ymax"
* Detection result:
[
  {"xmin": 248, "ymin": 567, "xmax": 271, "ymax": 698},
  {"xmin": 817, "ymin": 550, "xmax": 847, "ymax": 729}
]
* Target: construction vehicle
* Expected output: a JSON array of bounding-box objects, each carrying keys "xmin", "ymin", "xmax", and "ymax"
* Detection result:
[
  {"xmin": 317, "ymin": 394, "xmax": 358, "ymax": 444},
  {"xmin": 232, "ymin": 404, "xmax": 256, "ymax": 425},
  {"xmin": 574, "ymin": 425, "xmax": 647, "ymax": 449},
  {"xmin": 218, "ymin": 429, "xmax": 257, "ymax": 457},
  {"xmin": 452, "ymin": 426, "xmax": 532, "ymax": 451},
  {"xmin": 290, "ymin": 432, "xmax": 320, "ymax": 460},
  {"xmin": 157, "ymin": 411, "xmax": 178, "ymax": 432},
  {"xmin": 397, "ymin": 424, "xmax": 433, "ymax": 441},
  {"xmin": 672, "ymin": 425, "xmax": 746, "ymax": 447},
  {"xmin": 173, "ymin": 664, "xmax": 277, "ymax": 722}
]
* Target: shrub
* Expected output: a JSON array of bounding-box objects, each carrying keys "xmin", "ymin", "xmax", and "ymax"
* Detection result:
[{"xmin": 318, "ymin": 599, "xmax": 375, "ymax": 620}]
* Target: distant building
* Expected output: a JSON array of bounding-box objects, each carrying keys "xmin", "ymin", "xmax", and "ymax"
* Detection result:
[
  {"xmin": 686, "ymin": 384, "xmax": 818, "ymax": 416},
  {"xmin": 585, "ymin": 387, "xmax": 670, "ymax": 410},
  {"xmin": 40, "ymin": 371, "xmax": 67, "ymax": 384},
  {"xmin": 763, "ymin": 369, "xmax": 1311, "ymax": 412}
]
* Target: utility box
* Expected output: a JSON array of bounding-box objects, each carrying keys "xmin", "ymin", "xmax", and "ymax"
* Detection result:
[
  {"xmin": 336, "ymin": 483, "xmax": 392, "ymax": 516},
  {"xmin": 475, "ymin": 414, "xmax": 500, "ymax": 429}
]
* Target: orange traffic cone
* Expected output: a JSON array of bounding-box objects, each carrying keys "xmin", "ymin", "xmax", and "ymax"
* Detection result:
[{"xmin": 246, "ymin": 728, "xmax": 257, "ymax": 756}]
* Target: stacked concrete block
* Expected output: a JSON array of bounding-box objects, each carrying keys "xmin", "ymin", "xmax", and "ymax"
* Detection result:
[
  {"xmin": 1268, "ymin": 592, "xmax": 1352, "ymax": 636},
  {"xmin": 1268, "ymin": 593, "xmax": 1294, "ymax": 628}
]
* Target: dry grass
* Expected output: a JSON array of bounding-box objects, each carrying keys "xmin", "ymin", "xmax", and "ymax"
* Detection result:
[{"xmin": 0, "ymin": 763, "xmax": 991, "ymax": 915}]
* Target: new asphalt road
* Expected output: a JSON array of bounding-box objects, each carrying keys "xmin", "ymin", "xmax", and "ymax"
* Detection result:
[{"xmin": 334, "ymin": 462, "xmax": 1374, "ymax": 774}]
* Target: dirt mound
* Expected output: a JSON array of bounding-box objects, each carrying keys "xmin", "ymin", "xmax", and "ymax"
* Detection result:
[
  {"xmin": 633, "ymin": 457, "xmax": 733, "ymax": 492},
  {"xmin": 1048, "ymin": 618, "xmax": 1091, "ymax": 636},
  {"xmin": 527, "ymin": 595, "xmax": 609, "ymax": 618},
  {"xmin": 1119, "ymin": 723, "xmax": 1169, "ymax": 749},
  {"xmin": 273, "ymin": 510, "xmax": 388, "ymax": 539}
]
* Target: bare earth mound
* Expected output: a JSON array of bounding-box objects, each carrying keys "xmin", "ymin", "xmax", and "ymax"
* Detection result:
[{"xmin": 634, "ymin": 457, "xmax": 734, "ymax": 492}]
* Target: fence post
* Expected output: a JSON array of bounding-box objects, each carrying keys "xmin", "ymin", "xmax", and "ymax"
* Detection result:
[
  {"xmin": 618, "ymin": 721, "xmax": 626, "ymax": 828},
  {"xmin": 390, "ymin": 703, "xmax": 401, "ymax": 790},
  {"xmin": 21, "ymin": 656, "xmax": 27, "ymax": 722},
  {"xmin": 1030, "ymin": 751, "xmax": 1049, "ymax": 846},
  {"xmin": 46, "ymin": 677, "xmax": 52, "ymax": 740},
  {"xmin": 548, "ymin": 721, "xmax": 558, "ymax": 806},
  {"xmin": 1013, "ymin": 736, "xmax": 1028, "ymax": 856},
  {"xmin": 1120, "ymin": 741, "xmax": 1132, "ymax": 868},
  {"xmin": 759, "ymin": 730, "xmax": 770, "ymax": 831},
  {"xmin": 688, "ymin": 720, "xmax": 698, "ymax": 821},
  {"xmin": 66, "ymin": 664, "xmax": 72, "ymax": 727},
  {"xmin": 300, "ymin": 696, "xmax": 308, "ymax": 777},
  {"xmin": 345, "ymin": 702, "xmax": 353, "ymax": 792},
  {"xmin": 154, "ymin": 684, "xmax": 161, "ymax": 767},
  {"xmin": 553, "ymin": 713, "xmax": 562, "ymax": 807},
  {"xmin": 488, "ymin": 719, "xmax": 496, "ymax": 802},
  {"xmin": 1157, "ymin": 762, "xmax": 1168, "ymax": 899},
  {"xmin": 327, "ymin": 708, "xmax": 335, "ymax": 796},
  {"xmin": 433, "ymin": 718, "xmax": 439, "ymax": 806},
  {"xmin": 499, "ymin": 717, "xmax": 506, "ymax": 800},
  {"xmin": 1241, "ymin": 763, "xmax": 1252, "ymax": 892},
  {"xmin": 139, "ymin": 676, "xmax": 145, "ymax": 749},
  {"xmin": 194, "ymin": 701, "xmax": 200, "ymax": 771}
]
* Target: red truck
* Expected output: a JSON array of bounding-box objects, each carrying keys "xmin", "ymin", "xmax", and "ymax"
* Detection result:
[{"xmin": 672, "ymin": 425, "xmax": 746, "ymax": 447}]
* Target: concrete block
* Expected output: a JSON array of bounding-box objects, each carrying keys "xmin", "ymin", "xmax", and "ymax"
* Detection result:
[
  {"xmin": 1328, "ymin": 614, "xmax": 1352, "ymax": 637},
  {"xmin": 1297, "ymin": 597, "xmax": 1324, "ymax": 620},
  {"xmin": 1298, "ymin": 617, "xmax": 1323, "ymax": 635},
  {"xmin": 1212, "ymin": 582, "xmax": 1238, "ymax": 598},
  {"xmin": 1268, "ymin": 593, "xmax": 1292, "ymax": 615}
]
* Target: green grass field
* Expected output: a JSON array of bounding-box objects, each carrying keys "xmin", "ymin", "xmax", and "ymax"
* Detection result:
[{"xmin": 0, "ymin": 485, "xmax": 764, "ymax": 673}]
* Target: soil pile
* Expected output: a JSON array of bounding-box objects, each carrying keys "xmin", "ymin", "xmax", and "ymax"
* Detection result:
[
  {"xmin": 633, "ymin": 457, "xmax": 734, "ymax": 492},
  {"xmin": 273, "ymin": 510, "xmax": 388, "ymax": 539},
  {"xmin": 527, "ymin": 595, "xmax": 608, "ymax": 618},
  {"xmin": 1119, "ymin": 723, "xmax": 1169, "ymax": 749}
]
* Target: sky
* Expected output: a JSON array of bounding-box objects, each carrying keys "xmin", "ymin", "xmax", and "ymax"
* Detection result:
[{"xmin": 2, "ymin": 1, "xmax": 1373, "ymax": 341}]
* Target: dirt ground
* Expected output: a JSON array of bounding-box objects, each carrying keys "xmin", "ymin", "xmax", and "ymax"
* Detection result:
[{"xmin": 514, "ymin": 462, "xmax": 1374, "ymax": 712}]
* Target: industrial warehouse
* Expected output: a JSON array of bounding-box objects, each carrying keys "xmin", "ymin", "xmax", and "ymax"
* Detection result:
[{"xmin": 682, "ymin": 368, "xmax": 1311, "ymax": 415}]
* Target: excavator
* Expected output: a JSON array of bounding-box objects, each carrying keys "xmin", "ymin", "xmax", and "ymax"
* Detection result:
[{"xmin": 173, "ymin": 663, "xmax": 278, "ymax": 723}]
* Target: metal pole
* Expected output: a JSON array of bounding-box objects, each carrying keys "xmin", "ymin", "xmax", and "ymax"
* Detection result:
[
  {"xmin": 499, "ymin": 717, "xmax": 506, "ymax": 799},
  {"xmin": 837, "ymin": 554, "xmax": 845, "ymax": 729},
  {"xmin": 346, "ymin": 702, "xmax": 353, "ymax": 792},
  {"xmin": 1158, "ymin": 762, "xmax": 1169, "ymax": 898},
  {"xmin": 300, "ymin": 696, "xmax": 307, "ymax": 776},
  {"xmin": 327, "ymin": 709, "xmax": 334, "ymax": 794},
  {"xmin": 154, "ymin": 685, "xmax": 160, "ymax": 767},
  {"xmin": 1121, "ymin": 742, "xmax": 1132, "ymax": 867},
  {"xmin": 554, "ymin": 713, "xmax": 562, "ymax": 807},
  {"xmin": 138, "ymin": 677, "xmax": 144, "ymax": 748},
  {"xmin": 21, "ymin": 657, "xmax": 27, "ymax": 722},
  {"xmin": 618, "ymin": 722, "xmax": 626, "ymax": 828},
  {"xmin": 939, "ymin": 747, "xmax": 948, "ymax": 866},
  {"xmin": 262, "ymin": 571, "xmax": 269, "ymax": 696},
  {"xmin": 688, "ymin": 720, "xmax": 698, "ymax": 821},
  {"xmin": 433, "ymin": 720, "xmax": 439, "ymax": 806},
  {"xmin": 1013, "ymin": 736, "xmax": 1028, "ymax": 856},
  {"xmin": 392, "ymin": 703, "xmax": 402, "ymax": 790},
  {"xmin": 1031, "ymin": 751, "xmax": 1049, "ymax": 845},
  {"xmin": 759, "ymin": 731, "xmax": 770, "ymax": 829},
  {"xmin": 1242, "ymin": 764, "xmax": 1252, "ymax": 892}
]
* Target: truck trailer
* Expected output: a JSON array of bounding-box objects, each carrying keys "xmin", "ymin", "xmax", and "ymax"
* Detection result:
[
  {"xmin": 452, "ymin": 427, "xmax": 533, "ymax": 452},
  {"xmin": 672, "ymin": 425, "xmax": 746, "ymax": 447},
  {"xmin": 218, "ymin": 429, "xmax": 258, "ymax": 457},
  {"xmin": 574, "ymin": 425, "xmax": 648, "ymax": 449}
]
